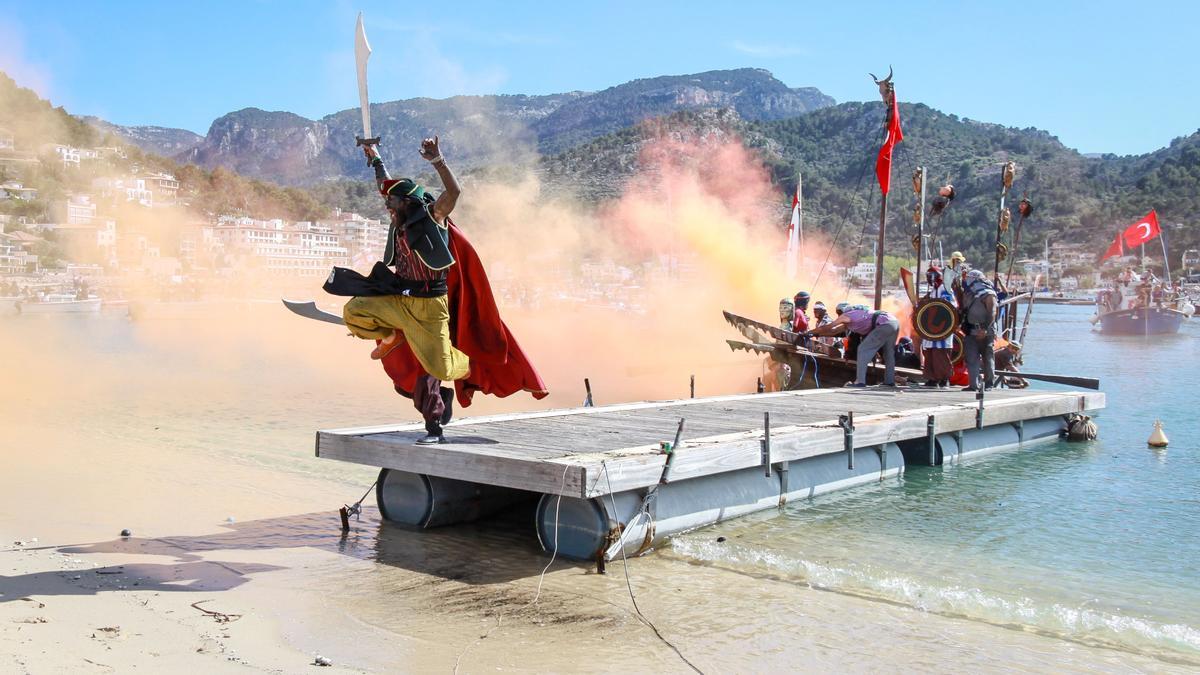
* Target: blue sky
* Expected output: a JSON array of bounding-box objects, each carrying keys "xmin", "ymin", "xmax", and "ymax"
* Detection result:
[{"xmin": 0, "ymin": 0, "xmax": 1194, "ymax": 155}]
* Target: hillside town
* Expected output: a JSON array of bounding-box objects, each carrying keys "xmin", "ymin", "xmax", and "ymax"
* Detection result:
[{"xmin": 0, "ymin": 126, "xmax": 392, "ymax": 307}]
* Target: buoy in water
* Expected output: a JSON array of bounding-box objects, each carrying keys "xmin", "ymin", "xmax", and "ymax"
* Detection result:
[
  {"xmin": 1065, "ymin": 413, "xmax": 1098, "ymax": 441},
  {"xmin": 1148, "ymin": 420, "xmax": 1169, "ymax": 448}
]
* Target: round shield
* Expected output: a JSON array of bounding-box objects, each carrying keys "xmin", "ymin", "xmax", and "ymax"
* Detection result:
[
  {"xmin": 914, "ymin": 298, "xmax": 959, "ymax": 341},
  {"xmin": 949, "ymin": 333, "xmax": 964, "ymax": 365}
]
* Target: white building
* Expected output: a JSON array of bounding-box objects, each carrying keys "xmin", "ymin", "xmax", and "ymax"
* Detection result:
[
  {"xmin": 215, "ymin": 217, "xmax": 349, "ymax": 277},
  {"xmin": 321, "ymin": 211, "xmax": 387, "ymax": 265},
  {"xmin": 1, "ymin": 182, "xmax": 38, "ymax": 200},
  {"xmin": 849, "ymin": 262, "xmax": 876, "ymax": 284},
  {"xmin": 141, "ymin": 172, "xmax": 179, "ymax": 205}
]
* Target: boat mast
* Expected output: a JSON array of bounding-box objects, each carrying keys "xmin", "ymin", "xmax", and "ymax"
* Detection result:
[
  {"xmin": 872, "ymin": 69, "xmax": 898, "ymax": 311},
  {"xmin": 915, "ymin": 166, "xmax": 926, "ymax": 297},
  {"xmin": 1161, "ymin": 223, "xmax": 1173, "ymax": 286}
]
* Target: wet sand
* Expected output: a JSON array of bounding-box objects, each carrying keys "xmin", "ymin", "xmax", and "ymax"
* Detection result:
[{"xmin": 1, "ymin": 309, "xmax": 1191, "ymax": 672}]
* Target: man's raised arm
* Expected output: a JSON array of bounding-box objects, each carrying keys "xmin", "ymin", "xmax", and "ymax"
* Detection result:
[{"xmin": 421, "ymin": 135, "xmax": 460, "ymax": 223}]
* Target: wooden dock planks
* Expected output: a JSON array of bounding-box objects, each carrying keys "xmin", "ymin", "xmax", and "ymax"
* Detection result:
[{"xmin": 317, "ymin": 388, "xmax": 1105, "ymax": 498}]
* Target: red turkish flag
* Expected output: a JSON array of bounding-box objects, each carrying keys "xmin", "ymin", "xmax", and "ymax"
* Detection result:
[
  {"xmin": 1122, "ymin": 209, "xmax": 1161, "ymax": 248},
  {"xmin": 875, "ymin": 93, "xmax": 903, "ymax": 195},
  {"xmin": 1099, "ymin": 231, "xmax": 1124, "ymax": 261}
]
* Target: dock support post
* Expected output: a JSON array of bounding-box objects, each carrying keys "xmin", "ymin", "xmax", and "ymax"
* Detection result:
[
  {"xmin": 975, "ymin": 389, "xmax": 985, "ymax": 429},
  {"xmin": 756, "ymin": 377, "xmax": 764, "ymax": 393},
  {"xmin": 926, "ymin": 415, "xmax": 937, "ymax": 465},
  {"xmin": 761, "ymin": 412, "xmax": 772, "ymax": 477},
  {"xmin": 875, "ymin": 445, "xmax": 888, "ymax": 479},
  {"xmin": 777, "ymin": 461, "xmax": 789, "ymax": 507},
  {"xmin": 839, "ymin": 412, "xmax": 855, "ymax": 470},
  {"xmin": 954, "ymin": 430, "xmax": 964, "ymax": 462},
  {"xmin": 690, "ymin": 375, "xmax": 695, "ymax": 399},
  {"xmin": 1016, "ymin": 419, "xmax": 1024, "ymax": 444},
  {"xmin": 584, "ymin": 378, "xmax": 594, "ymax": 407}
]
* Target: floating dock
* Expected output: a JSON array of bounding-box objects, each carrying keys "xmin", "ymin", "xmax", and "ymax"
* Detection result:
[{"xmin": 317, "ymin": 387, "xmax": 1103, "ymax": 562}]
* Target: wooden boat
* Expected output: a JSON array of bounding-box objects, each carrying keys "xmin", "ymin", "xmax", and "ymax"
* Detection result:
[{"xmin": 1096, "ymin": 305, "xmax": 1188, "ymax": 335}]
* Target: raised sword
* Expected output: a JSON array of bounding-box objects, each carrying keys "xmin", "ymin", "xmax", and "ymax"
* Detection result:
[{"xmin": 354, "ymin": 12, "xmax": 380, "ymax": 147}]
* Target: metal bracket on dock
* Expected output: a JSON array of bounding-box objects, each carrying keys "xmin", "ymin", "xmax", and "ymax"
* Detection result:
[
  {"xmin": 658, "ymin": 418, "xmax": 686, "ymax": 485},
  {"xmin": 839, "ymin": 412, "xmax": 855, "ymax": 470},
  {"xmin": 975, "ymin": 389, "xmax": 985, "ymax": 429},
  {"xmin": 926, "ymin": 415, "xmax": 937, "ymax": 466},
  {"xmin": 761, "ymin": 412, "xmax": 772, "ymax": 477}
]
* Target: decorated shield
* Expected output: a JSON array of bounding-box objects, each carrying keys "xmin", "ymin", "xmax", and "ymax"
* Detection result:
[
  {"xmin": 950, "ymin": 333, "xmax": 965, "ymax": 365},
  {"xmin": 914, "ymin": 298, "xmax": 959, "ymax": 341}
]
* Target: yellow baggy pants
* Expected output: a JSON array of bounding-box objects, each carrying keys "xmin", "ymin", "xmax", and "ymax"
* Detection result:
[{"xmin": 342, "ymin": 295, "xmax": 470, "ymax": 382}]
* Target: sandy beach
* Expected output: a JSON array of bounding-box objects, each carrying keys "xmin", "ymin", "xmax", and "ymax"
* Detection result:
[{"xmin": 1, "ymin": 308, "xmax": 1194, "ymax": 673}]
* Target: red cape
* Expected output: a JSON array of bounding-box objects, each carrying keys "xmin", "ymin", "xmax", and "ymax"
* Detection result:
[{"xmin": 379, "ymin": 221, "xmax": 549, "ymax": 407}]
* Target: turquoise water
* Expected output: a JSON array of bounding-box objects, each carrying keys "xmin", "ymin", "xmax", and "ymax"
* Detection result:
[{"xmin": 672, "ymin": 303, "xmax": 1200, "ymax": 663}]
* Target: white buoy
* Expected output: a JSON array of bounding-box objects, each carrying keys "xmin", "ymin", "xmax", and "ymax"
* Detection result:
[{"xmin": 1148, "ymin": 420, "xmax": 1169, "ymax": 448}]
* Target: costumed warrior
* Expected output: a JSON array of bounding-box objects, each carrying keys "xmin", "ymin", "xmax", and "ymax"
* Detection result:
[
  {"xmin": 960, "ymin": 269, "xmax": 998, "ymax": 391},
  {"xmin": 920, "ymin": 265, "xmax": 956, "ymax": 389},
  {"xmin": 324, "ymin": 137, "xmax": 548, "ymax": 443},
  {"xmin": 807, "ymin": 306, "xmax": 900, "ymax": 387}
]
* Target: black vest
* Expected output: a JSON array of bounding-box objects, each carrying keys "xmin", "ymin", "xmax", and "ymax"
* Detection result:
[{"xmin": 383, "ymin": 203, "xmax": 455, "ymax": 272}]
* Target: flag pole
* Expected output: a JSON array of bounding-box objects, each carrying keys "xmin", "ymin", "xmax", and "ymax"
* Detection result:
[
  {"xmin": 798, "ymin": 171, "xmax": 804, "ymax": 280},
  {"xmin": 916, "ymin": 166, "xmax": 926, "ymax": 298},
  {"xmin": 1160, "ymin": 225, "xmax": 1172, "ymax": 286}
]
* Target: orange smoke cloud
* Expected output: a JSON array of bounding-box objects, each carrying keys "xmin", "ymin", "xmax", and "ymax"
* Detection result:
[{"xmin": 454, "ymin": 129, "xmax": 870, "ymax": 406}]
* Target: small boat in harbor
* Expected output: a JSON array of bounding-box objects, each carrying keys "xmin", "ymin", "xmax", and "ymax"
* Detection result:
[
  {"xmin": 1094, "ymin": 210, "xmax": 1193, "ymax": 335},
  {"xmin": 1095, "ymin": 305, "xmax": 1188, "ymax": 335},
  {"xmin": 16, "ymin": 294, "xmax": 102, "ymax": 314}
]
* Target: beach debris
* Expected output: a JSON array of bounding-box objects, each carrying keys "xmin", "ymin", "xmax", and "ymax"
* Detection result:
[
  {"xmin": 314, "ymin": 655, "xmax": 333, "ymax": 667},
  {"xmin": 19, "ymin": 597, "xmax": 45, "ymax": 608},
  {"xmin": 226, "ymin": 516, "xmax": 236, "ymax": 524},
  {"xmin": 1148, "ymin": 420, "xmax": 1169, "ymax": 448},
  {"xmin": 120, "ymin": 529, "xmax": 132, "ymax": 537},
  {"xmin": 93, "ymin": 626, "xmax": 121, "ymax": 638},
  {"xmin": 96, "ymin": 568, "xmax": 124, "ymax": 575},
  {"xmin": 716, "ymin": 536, "xmax": 727, "ymax": 543},
  {"xmin": 191, "ymin": 600, "xmax": 242, "ymax": 623},
  {"xmin": 15, "ymin": 616, "xmax": 48, "ymax": 624}
]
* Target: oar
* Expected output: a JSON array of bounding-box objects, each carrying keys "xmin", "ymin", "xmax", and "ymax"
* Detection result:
[{"xmin": 996, "ymin": 370, "xmax": 1099, "ymax": 389}]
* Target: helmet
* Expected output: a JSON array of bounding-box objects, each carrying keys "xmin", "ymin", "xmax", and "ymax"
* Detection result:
[
  {"xmin": 793, "ymin": 290, "xmax": 811, "ymax": 309},
  {"xmin": 950, "ymin": 251, "xmax": 965, "ymax": 265},
  {"xmin": 835, "ymin": 302, "xmax": 850, "ymax": 315}
]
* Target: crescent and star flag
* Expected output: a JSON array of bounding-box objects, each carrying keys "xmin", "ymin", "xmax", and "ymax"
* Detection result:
[
  {"xmin": 1122, "ymin": 209, "xmax": 1161, "ymax": 248},
  {"xmin": 785, "ymin": 184, "xmax": 801, "ymax": 278},
  {"xmin": 875, "ymin": 93, "xmax": 903, "ymax": 195}
]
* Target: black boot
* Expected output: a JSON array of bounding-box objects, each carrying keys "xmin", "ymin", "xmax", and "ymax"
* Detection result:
[
  {"xmin": 416, "ymin": 418, "xmax": 445, "ymax": 445},
  {"xmin": 439, "ymin": 386, "xmax": 454, "ymax": 425}
]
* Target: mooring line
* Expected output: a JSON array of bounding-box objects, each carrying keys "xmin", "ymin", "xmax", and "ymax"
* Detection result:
[
  {"xmin": 451, "ymin": 463, "xmax": 570, "ymax": 675},
  {"xmin": 600, "ymin": 461, "xmax": 704, "ymax": 674}
]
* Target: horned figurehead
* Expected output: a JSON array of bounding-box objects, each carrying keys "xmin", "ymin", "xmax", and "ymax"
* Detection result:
[{"xmin": 870, "ymin": 66, "xmax": 894, "ymax": 106}]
